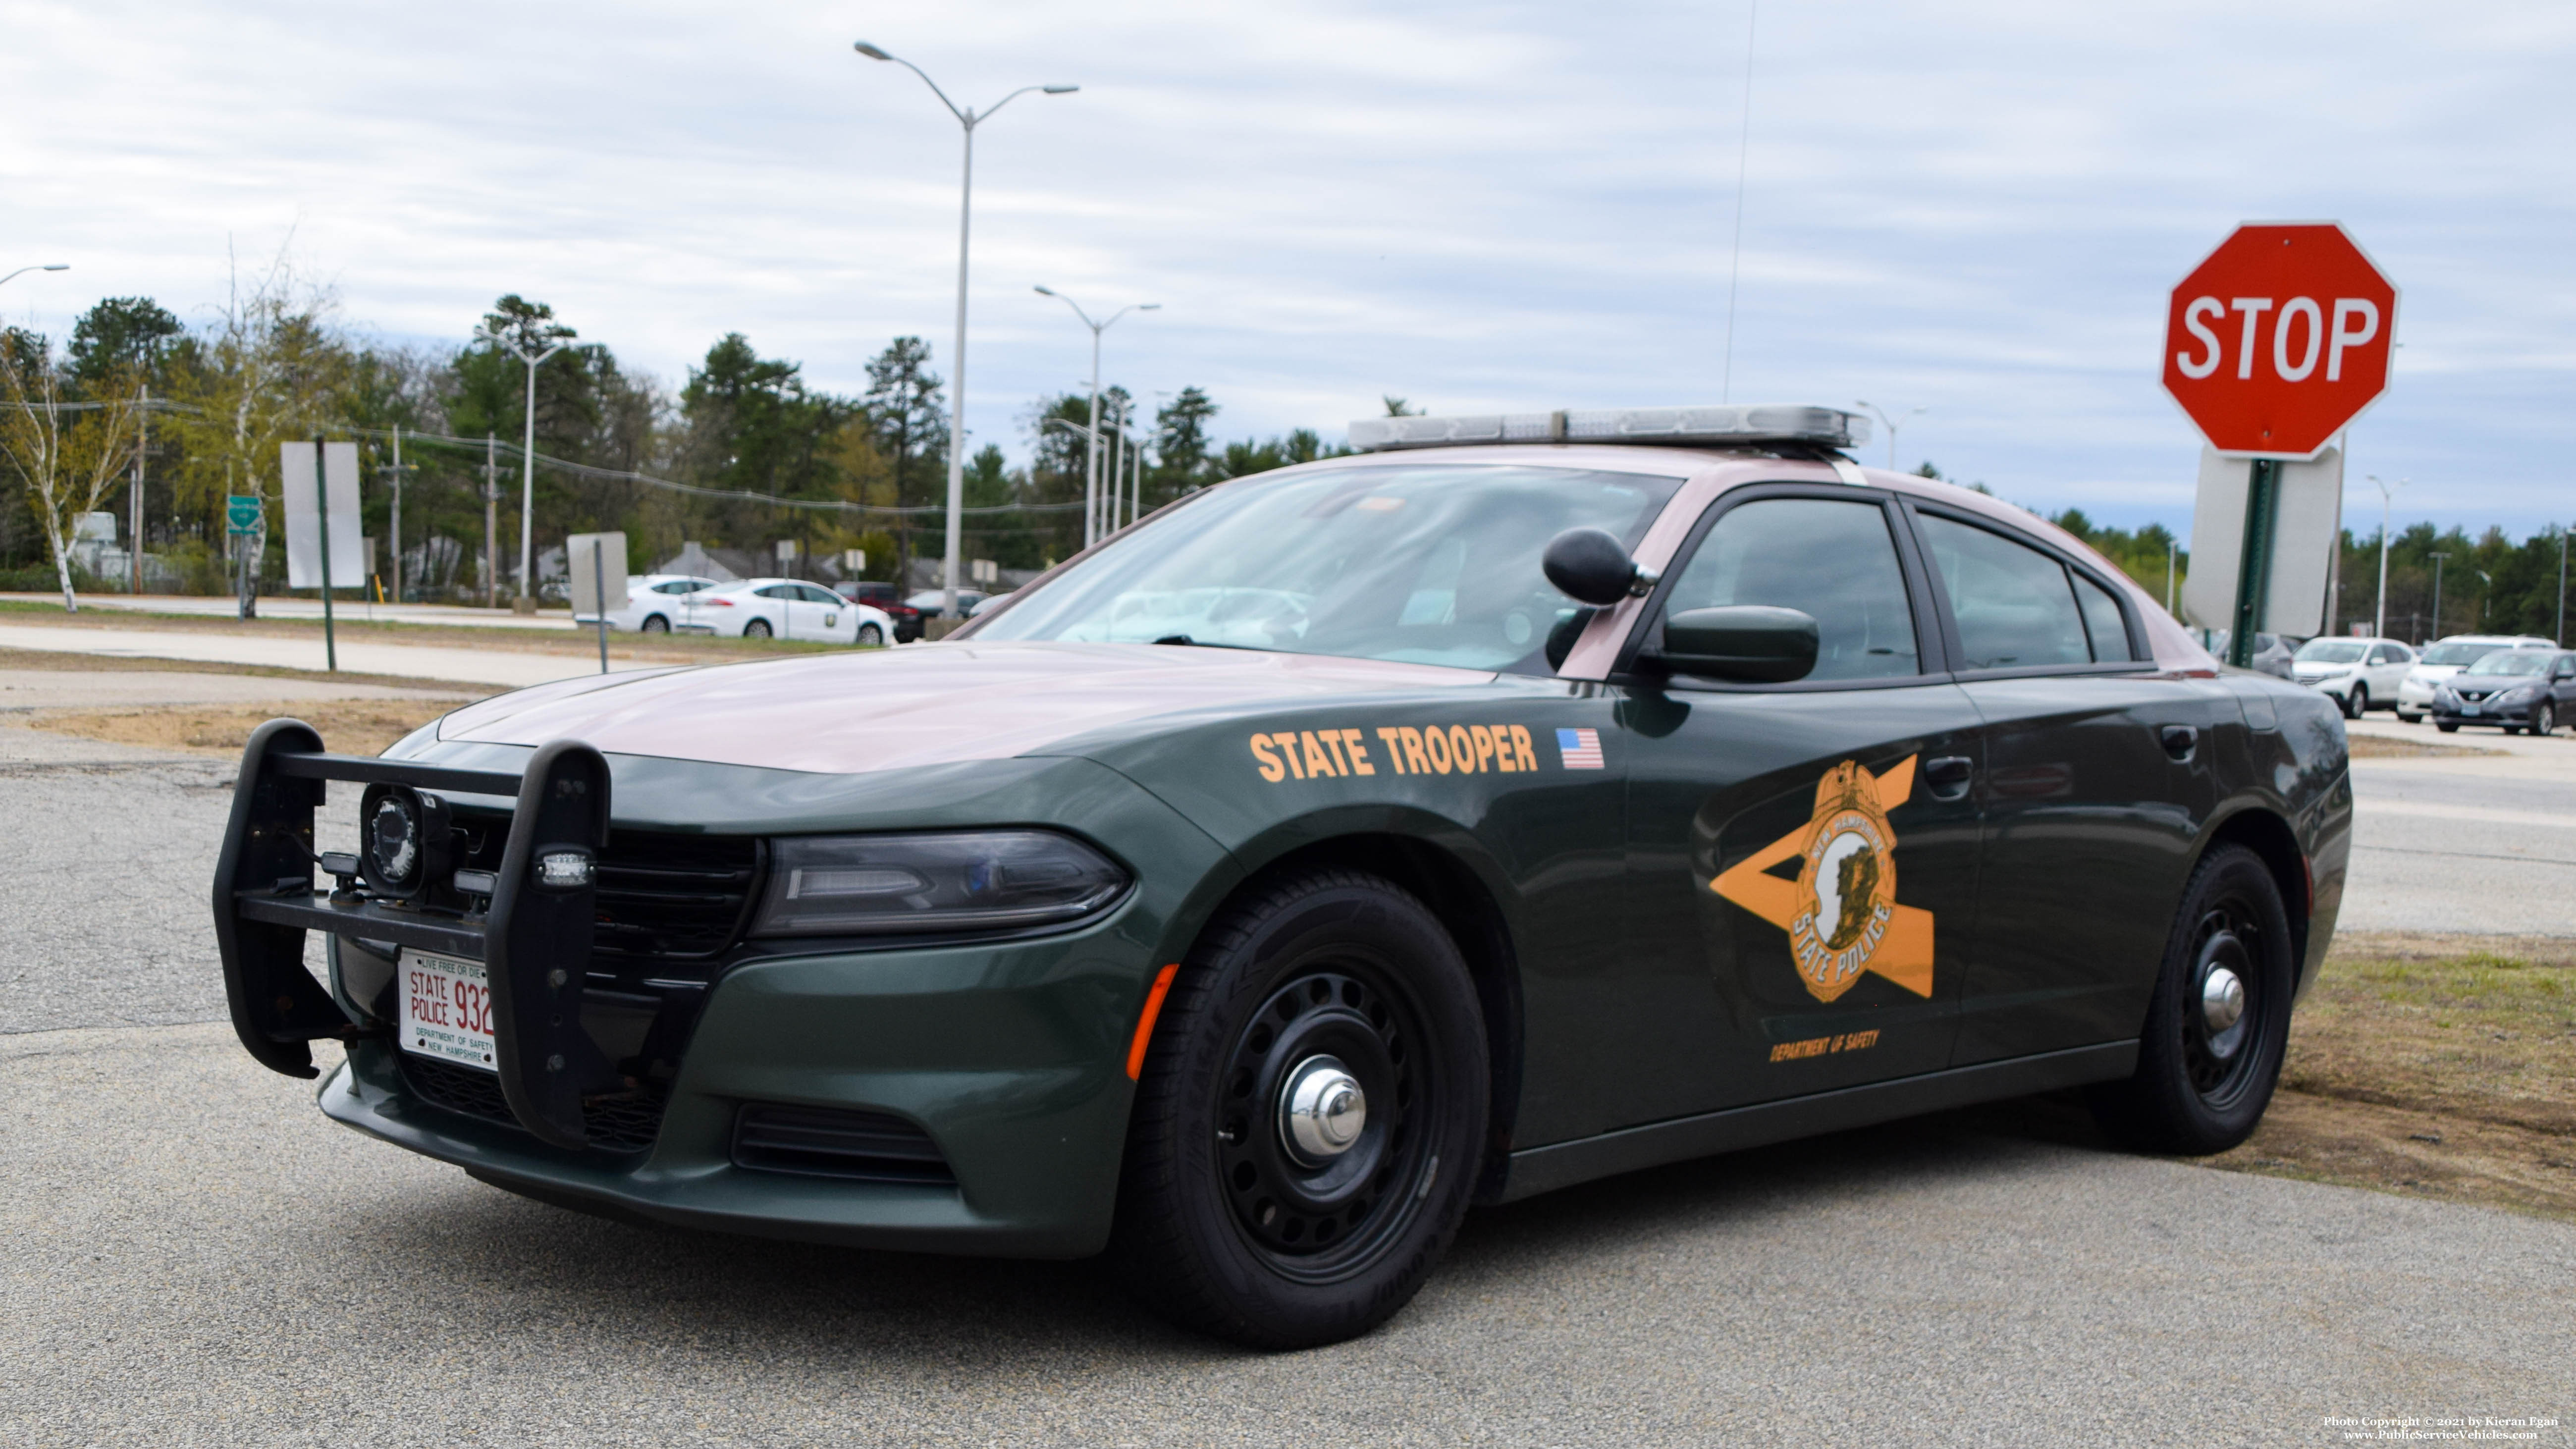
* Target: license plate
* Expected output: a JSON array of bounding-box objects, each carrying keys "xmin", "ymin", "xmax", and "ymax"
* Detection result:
[
  {"xmin": 2464, "ymin": 704, "xmax": 2482, "ymax": 715},
  {"xmin": 400, "ymin": 948, "xmax": 496, "ymax": 1072}
]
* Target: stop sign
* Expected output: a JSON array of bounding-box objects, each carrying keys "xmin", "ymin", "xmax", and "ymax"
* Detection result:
[{"xmin": 2160, "ymin": 223, "xmax": 2398, "ymax": 458}]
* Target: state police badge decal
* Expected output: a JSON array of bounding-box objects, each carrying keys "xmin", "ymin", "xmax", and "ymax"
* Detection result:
[{"xmin": 1711, "ymin": 755, "xmax": 1935, "ymax": 1004}]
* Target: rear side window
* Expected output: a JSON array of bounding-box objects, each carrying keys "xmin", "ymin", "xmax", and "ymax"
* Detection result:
[
  {"xmin": 1663, "ymin": 497, "xmax": 1919, "ymax": 682},
  {"xmin": 1916, "ymin": 514, "xmax": 2122, "ymax": 671},
  {"xmin": 756, "ymin": 585, "xmax": 794, "ymax": 600},
  {"xmin": 2071, "ymin": 572, "xmax": 2136, "ymax": 662}
]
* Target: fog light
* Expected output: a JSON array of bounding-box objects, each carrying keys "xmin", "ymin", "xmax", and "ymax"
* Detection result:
[{"xmin": 535, "ymin": 849, "xmax": 595, "ymax": 889}]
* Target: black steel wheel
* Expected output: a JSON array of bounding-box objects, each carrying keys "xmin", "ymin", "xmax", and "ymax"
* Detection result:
[
  {"xmin": 2088, "ymin": 844, "xmax": 2294, "ymax": 1155},
  {"xmin": 1112, "ymin": 868, "xmax": 1488, "ymax": 1349},
  {"xmin": 641, "ymin": 613, "xmax": 670, "ymax": 634}
]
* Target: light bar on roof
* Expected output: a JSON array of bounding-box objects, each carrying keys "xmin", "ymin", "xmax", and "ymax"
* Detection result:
[{"xmin": 1347, "ymin": 404, "xmax": 1869, "ymax": 453}]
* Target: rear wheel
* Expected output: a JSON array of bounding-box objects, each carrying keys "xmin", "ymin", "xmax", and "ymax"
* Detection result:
[
  {"xmin": 858, "ymin": 623, "xmax": 885, "ymax": 647},
  {"xmin": 1112, "ymin": 869, "xmax": 1488, "ymax": 1349},
  {"xmin": 742, "ymin": 618, "xmax": 772, "ymax": 640},
  {"xmin": 2088, "ymin": 844, "xmax": 2293, "ymax": 1155},
  {"xmin": 641, "ymin": 613, "xmax": 670, "ymax": 634}
]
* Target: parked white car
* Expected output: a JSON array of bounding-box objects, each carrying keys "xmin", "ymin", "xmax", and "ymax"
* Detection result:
[
  {"xmin": 576, "ymin": 574, "xmax": 720, "ymax": 634},
  {"xmin": 2395, "ymin": 634, "xmax": 2556, "ymax": 722},
  {"xmin": 2290, "ymin": 636, "xmax": 2415, "ymax": 718},
  {"xmin": 683, "ymin": 578, "xmax": 894, "ymax": 645}
]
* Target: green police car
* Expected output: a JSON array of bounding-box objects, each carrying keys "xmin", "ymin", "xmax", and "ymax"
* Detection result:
[{"xmin": 215, "ymin": 404, "xmax": 2351, "ymax": 1348}]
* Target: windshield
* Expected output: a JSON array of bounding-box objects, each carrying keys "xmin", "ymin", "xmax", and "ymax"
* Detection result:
[
  {"xmin": 975, "ymin": 463, "xmax": 1685, "ymax": 671},
  {"xmin": 2465, "ymin": 650, "xmax": 2551, "ymax": 677},
  {"xmin": 2421, "ymin": 641, "xmax": 2507, "ymax": 666},
  {"xmin": 2294, "ymin": 640, "xmax": 2367, "ymax": 664}
]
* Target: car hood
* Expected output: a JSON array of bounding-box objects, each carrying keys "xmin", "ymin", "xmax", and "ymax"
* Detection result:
[{"xmin": 434, "ymin": 641, "xmax": 1497, "ymax": 774}]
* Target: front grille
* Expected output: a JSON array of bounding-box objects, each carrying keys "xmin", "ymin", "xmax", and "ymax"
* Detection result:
[
  {"xmin": 593, "ymin": 831, "xmax": 763, "ymax": 960},
  {"xmin": 731, "ymin": 1103, "xmax": 956, "ymax": 1185},
  {"xmin": 398, "ymin": 1054, "xmax": 671, "ymax": 1155}
]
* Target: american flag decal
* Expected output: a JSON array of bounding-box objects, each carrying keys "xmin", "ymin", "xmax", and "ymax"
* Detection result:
[{"xmin": 1556, "ymin": 727, "xmax": 1604, "ymax": 770}]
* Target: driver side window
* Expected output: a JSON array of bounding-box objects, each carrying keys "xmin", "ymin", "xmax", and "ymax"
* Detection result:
[{"xmin": 1661, "ymin": 496, "xmax": 1921, "ymax": 682}]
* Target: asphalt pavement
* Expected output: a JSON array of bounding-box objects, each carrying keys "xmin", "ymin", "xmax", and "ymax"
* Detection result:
[{"xmin": 2, "ymin": 687, "xmax": 2570, "ymax": 1445}]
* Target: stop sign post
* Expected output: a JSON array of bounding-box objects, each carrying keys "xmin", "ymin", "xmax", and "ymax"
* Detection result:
[{"xmin": 2161, "ymin": 222, "xmax": 2398, "ymax": 665}]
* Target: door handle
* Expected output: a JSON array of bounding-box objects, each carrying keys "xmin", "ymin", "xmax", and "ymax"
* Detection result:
[
  {"xmin": 1923, "ymin": 755, "xmax": 1973, "ymax": 801},
  {"xmin": 2159, "ymin": 725, "xmax": 2198, "ymax": 762}
]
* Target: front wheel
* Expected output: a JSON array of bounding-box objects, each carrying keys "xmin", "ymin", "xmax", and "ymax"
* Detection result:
[
  {"xmin": 742, "ymin": 618, "xmax": 772, "ymax": 640},
  {"xmin": 2436, "ymin": 720, "xmax": 2460, "ymax": 733},
  {"xmin": 2344, "ymin": 684, "xmax": 2367, "ymax": 719},
  {"xmin": 1112, "ymin": 869, "xmax": 1489, "ymax": 1349},
  {"xmin": 2537, "ymin": 702, "xmax": 2558, "ymax": 737},
  {"xmin": 858, "ymin": 623, "xmax": 884, "ymax": 647},
  {"xmin": 2087, "ymin": 844, "xmax": 2294, "ymax": 1155},
  {"xmin": 2396, "ymin": 709, "xmax": 2420, "ymax": 724}
]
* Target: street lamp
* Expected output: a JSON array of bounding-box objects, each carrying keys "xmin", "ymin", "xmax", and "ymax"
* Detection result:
[
  {"xmin": 2364, "ymin": 475, "xmax": 2406, "ymax": 641},
  {"xmin": 477, "ymin": 324, "xmax": 567, "ymax": 604},
  {"xmin": 1033, "ymin": 286, "xmax": 1157, "ymax": 547},
  {"xmin": 856, "ymin": 42, "xmax": 1077, "ymax": 621},
  {"xmin": 0, "ymin": 263, "xmax": 69, "ymax": 288},
  {"xmin": 2428, "ymin": 551, "xmax": 2449, "ymax": 643},
  {"xmin": 1853, "ymin": 400, "xmax": 1926, "ymax": 473}
]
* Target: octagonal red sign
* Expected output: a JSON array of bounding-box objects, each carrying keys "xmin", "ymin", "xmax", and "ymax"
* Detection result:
[{"xmin": 2160, "ymin": 222, "xmax": 2399, "ymax": 458}]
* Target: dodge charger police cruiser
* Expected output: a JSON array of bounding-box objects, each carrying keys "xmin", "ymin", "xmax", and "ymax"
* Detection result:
[{"xmin": 215, "ymin": 403, "xmax": 2350, "ymax": 1348}]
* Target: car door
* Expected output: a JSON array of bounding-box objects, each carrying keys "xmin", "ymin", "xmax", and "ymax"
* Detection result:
[
  {"xmin": 2552, "ymin": 652, "xmax": 2576, "ymax": 723},
  {"xmin": 796, "ymin": 584, "xmax": 852, "ymax": 641},
  {"xmin": 1613, "ymin": 486, "xmax": 1986, "ymax": 1123},
  {"xmin": 1905, "ymin": 506, "xmax": 2236, "ymax": 1066},
  {"xmin": 2367, "ymin": 643, "xmax": 2410, "ymax": 705}
]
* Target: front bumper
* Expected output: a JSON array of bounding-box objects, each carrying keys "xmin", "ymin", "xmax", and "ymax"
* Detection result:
[
  {"xmin": 2398, "ymin": 676, "xmax": 2441, "ymax": 711},
  {"xmin": 2432, "ymin": 698, "xmax": 2538, "ymax": 728},
  {"xmin": 322, "ymin": 921, "xmax": 1157, "ymax": 1257},
  {"xmin": 2297, "ymin": 674, "xmax": 2356, "ymax": 701}
]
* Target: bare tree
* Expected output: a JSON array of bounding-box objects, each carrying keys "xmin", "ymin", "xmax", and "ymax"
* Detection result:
[
  {"xmin": 0, "ymin": 334, "xmax": 144, "ymax": 611},
  {"xmin": 166, "ymin": 241, "xmax": 350, "ymax": 543}
]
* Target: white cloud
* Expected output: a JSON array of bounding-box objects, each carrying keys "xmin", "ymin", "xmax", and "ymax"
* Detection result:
[{"xmin": 3, "ymin": 0, "xmax": 2573, "ymax": 533}]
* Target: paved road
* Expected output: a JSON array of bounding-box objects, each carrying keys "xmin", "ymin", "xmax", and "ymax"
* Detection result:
[
  {"xmin": 1, "ymin": 590, "xmax": 585, "ymax": 630},
  {"xmin": 2, "ymin": 698, "xmax": 2570, "ymax": 1444},
  {"xmin": 2342, "ymin": 717, "xmax": 2576, "ymax": 935},
  {"xmin": 0, "ymin": 621, "xmax": 675, "ymax": 691}
]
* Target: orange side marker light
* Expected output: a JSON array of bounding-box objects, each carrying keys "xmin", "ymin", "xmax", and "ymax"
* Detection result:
[{"xmin": 1125, "ymin": 964, "xmax": 1181, "ymax": 1080}]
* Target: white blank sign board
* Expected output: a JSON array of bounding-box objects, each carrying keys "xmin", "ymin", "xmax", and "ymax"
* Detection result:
[
  {"xmin": 567, "ymin": 532, "xmax": 630, "ymax": 617},
  {"xmin": 281, "ymin": 441, "xmax": 364, "ymax": 590},
  {"xmin": 2181, "ymin": 443, "xmax": 2344, "ymax": 639}
]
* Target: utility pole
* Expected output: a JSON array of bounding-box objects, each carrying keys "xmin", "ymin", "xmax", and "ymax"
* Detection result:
[
  {"xmin": 379, "ymin": 425, "xmax": 415, "ymax": 604},
  {"xmin": 2558, "ymin": 524, "xmax": 2569, "ymax": 646},
  {"xmin": 312, "ymin": 436, "xmax": 338, "ymax": 672},
  {"xmin": 2166, "ymin": 538, "xmax": 2177, "ymax": 616},
  {"xmin": 128, "ymin": 385, "xmax": 148, "ymax": 595},
  {"xmin": 484, "ymin": 434, "xmax": 500, "ymax": 608},
  {"xmin": 2429, "ymin": 552, "xmax": 2449, "ymax": 643}
]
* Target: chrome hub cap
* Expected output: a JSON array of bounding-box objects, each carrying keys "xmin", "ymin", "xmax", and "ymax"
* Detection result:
[{"xmin": 1281, "ymin": 1055, "xmax": 1367, "ymax": 1162}]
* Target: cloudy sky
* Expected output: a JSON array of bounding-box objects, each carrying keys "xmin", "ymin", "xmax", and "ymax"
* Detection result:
[{"xmin": 5, "ymin": 0, "xmax": 2572, "ymax": 536}]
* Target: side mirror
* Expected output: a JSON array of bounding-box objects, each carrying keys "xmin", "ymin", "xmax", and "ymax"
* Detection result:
[
  {"xmin": 1543, "ymin": 527, "xmax": 1658, "ymax": 606},
  {"xmin": 1651, "ymin": 605, "xmax": 1819, "ymax": 683}
]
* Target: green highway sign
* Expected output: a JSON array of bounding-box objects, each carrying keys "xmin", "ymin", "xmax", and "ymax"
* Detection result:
[{"xmin": 225, "ymin": 494, "xmax": 263, "ymax": 536}]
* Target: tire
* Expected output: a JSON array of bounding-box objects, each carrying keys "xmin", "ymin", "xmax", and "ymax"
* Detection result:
[
  {"xmin": 742, "ymin": 618, "xmax": 772, "ymax": 640},
  {"xmin": 641, "ymin": 614, "xmax": 670, "ymax": 634},
  {"xmin": 1111, "ymin": 868, "xmax": 1489, "ymax": 1349},
  {"xmin": 2087, "ymin": 844, "xmax": 2294, "ymax": 1156},
  {"xmin": 2436, "ymin": 720, "xmax": 2459, "ymax": 733},
  {"xmin": 858, "ymin": 623, "xmax": 884, "ymax": 647},
  {"xmin": 2537, "ymin": 702, "xmax": 2557, "ymax": 737},
  {"xmin": 2340, "ymin": 685, "xmax": 2363, "ymax": 720},
  {"xmin": 2396, "ymin": 710, "xmax": 2420, "ymax": 724}
]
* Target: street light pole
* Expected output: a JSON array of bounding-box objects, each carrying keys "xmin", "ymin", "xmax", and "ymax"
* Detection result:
[
  {"xmin": 1033, "ymin": 287, "xmax": 1157, "ymax": 548},
  {"xmin": 2366, "ymin": 475, "xmax": 2406, "ymax": 641},
  {"xmin": 1853, "ymin": 400, "xmax": 1926, "ymax": 473},
  {"xmin": 478, "ymin": 326, "xmax": 567, "ymax": 604},
  {"xmin": 2429, "ymin": 551, "xmax": 2449, "ymax": 642},
  {"xmin": 0, "ymin": 263, "xmax": 69, "ymax": 288},
  {"xmin": 857, "ymin": 43, "xmax": 1077, "ymax": 621}
]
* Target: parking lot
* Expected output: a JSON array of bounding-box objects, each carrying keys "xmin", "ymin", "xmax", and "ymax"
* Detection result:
[{"xmin": 4, "ymin": 663, "xmax": 2571, "ymax": 1445}]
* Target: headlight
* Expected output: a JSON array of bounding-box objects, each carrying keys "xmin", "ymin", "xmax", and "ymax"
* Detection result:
[
  {"xmin": 2497, "ymin": 685, "xmax": 2538, "ymax": 703},
  {"xmin": 751, "ymin": 830, "xmax": 1129, "ymax": 938}
]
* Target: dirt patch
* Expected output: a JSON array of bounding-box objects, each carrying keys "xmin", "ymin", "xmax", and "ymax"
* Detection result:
[
  {"xmin": 2201, "ymin": 936, "xmax": 2576, "ymax": 1221},
  {"xmin": 2345, "ymin": 733, "xmax": 2499, "ymax": 759},
  {"xmin": 0, "ymin": 645, "xmax": 460, "ymax": 692},
  {"xmin": 23, "ymin": 698, "xmax": 465, "ymax": 759}
]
